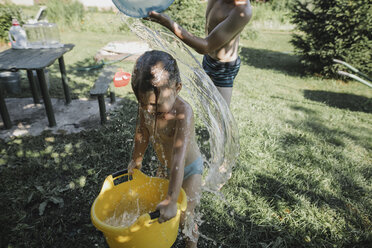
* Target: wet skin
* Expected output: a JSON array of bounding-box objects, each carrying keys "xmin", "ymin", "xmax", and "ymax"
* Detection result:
[
  {"xmin": 128, "ymin": 62, "xmax": 201, "ymax": 228},
  {"xmin": 138, "ymin": 91, "xmax": 201, "ymax": 169}
]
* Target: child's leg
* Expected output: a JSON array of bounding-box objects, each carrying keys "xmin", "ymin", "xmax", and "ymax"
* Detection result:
[
  {"xmin": 216, "ymin": 86, "xmax": 233, "ymax": 107},
  {"xmin": 181, "ymin": 174, "xmax": 202, "ymax": 248}
]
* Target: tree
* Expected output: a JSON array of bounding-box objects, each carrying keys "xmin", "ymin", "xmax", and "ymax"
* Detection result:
[{"xmin": 290, "ymin": 0, "xmax": 372, "ymax": 77}]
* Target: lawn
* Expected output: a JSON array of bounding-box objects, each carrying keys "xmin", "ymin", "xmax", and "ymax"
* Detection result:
[{"xmin": 1, "ymin": 5, "xmax": 371, "ymax": 248}]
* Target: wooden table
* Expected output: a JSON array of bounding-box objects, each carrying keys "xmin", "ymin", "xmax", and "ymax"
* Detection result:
[{"xmin": 0, "ymin": 44, "xmax": 74, "ymax": 129}]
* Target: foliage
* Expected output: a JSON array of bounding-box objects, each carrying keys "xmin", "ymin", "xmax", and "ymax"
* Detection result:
[
  {"xmin": 0, "ymin": 3, "xmax": 24, "ymax": 42},
  {"xmin": 269, "ymin": 0, "xmax": 294, "ymax": 10},
  {"xmin": 165, "ymin": 0, "xmax": 206, "ymax": 37},
  {"xmin": 253, "ymin": 0, "xmax": 294, "ymax": 10},
  {"xmin": 260, "ymin": 0, "xmax": 293, "ymax": 10},
  {"xmin": 45, "ymin": 0, "xmax": 84, "ymax": 28},
  {"xmin": 290, "ymin": 0, "xmax": 372, "ymax": 77}
]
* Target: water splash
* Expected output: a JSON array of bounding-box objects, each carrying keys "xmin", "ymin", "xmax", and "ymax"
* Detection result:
[
  {"xmin": 104, "ymin": 197, "xmax": 141, "ymax": 227},
  {"xmin": 121, "ymin": 15, "xmax": 240, "ymax": 192}
]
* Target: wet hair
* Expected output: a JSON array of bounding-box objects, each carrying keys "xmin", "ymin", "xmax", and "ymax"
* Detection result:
[{"xmin": 131, "ymin": 50, "xmax": 181, "ymax": 99}]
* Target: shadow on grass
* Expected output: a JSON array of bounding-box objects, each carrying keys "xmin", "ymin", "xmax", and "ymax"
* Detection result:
[
  {"xmin": 288, "ymin": 104, "xmax": 371, "ymax": 156},
  {"xmin": 64, "ymin": 58, "xmax": 103, "ymax": 98},
  {"xmin": 304, "ymin": 90, "xmax": 372, "ymax": 113},
  {"xmin": 0, "ymin": 96, "xmax": 140, "ymax": 247},
  {"xmin": 237, "ymin": 170, "xmax": 372, "ymax": 247},
  {"xmin": 193, "ymin": 191, "xmax": 290, "ymax": 248},
  {"xmin": 240, "ymin": 47, "xmax": 304, "ymax": 77},
  {"xmin": 215, "ymin": 102, "xmax": 371, "ymax": 247},
  {"xmin": 19, "ymin": 58, "xmax": 114, "ymax": 100},
  {"xmin": 271, "ymin": 105, "xmax": 370, "ymax": 239}
]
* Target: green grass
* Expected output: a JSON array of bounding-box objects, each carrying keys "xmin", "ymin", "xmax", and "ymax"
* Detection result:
[
  {"xmin": 249, "ymin": 3, "xmax": 294, "ymax": 31},
  {"xmin": 1, "ymin": 6, "xmax": 372, "ymax": 248}
]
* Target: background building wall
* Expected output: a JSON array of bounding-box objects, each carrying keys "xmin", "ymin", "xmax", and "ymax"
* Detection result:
[
  {"xmin": 6, "ymin": 0, "xmax": 34, "ymax": 5},
  {"xmin": 5, "ymin": 0, "xmax": 116, "ymax": 9}
]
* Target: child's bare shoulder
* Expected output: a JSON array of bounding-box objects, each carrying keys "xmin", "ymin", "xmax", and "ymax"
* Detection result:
[{"xmin": 175, "ymin": 97, "xmax": 194, "ymax": 120}]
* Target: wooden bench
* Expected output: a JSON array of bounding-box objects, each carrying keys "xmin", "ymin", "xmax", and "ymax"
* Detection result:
[{"xmin": 90, "ymin": 66, "xmax": 117, "ymax": 124}]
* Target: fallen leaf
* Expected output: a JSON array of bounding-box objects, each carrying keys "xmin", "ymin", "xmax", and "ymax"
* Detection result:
[{"xmin": 39, "ymin": 201, "xmax": 48, "ymax": 216}]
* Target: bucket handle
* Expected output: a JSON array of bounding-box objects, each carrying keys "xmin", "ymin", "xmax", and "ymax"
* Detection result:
[
  {"xmin": 149, "ymin": 210, "xmax": 160, "ymax": 220},
  {"xmin": 112, "ymin": 169, "xmax": 129, "ymax": 178},
  {"xmin": 112, "ymin": 169, "xmax": 133, "ymax": 185}
]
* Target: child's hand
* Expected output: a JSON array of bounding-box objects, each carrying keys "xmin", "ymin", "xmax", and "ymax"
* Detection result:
[
  {"xmin": 128, "ymin": 160, "xmax": 141, "ymax": 174},
  {"xmin": 145, "ymin": 11, "xmax": 171, "ymax": 26},
  {"xmin": 156, "ymin": 198, "xmax": 177, "ymax": 223}
]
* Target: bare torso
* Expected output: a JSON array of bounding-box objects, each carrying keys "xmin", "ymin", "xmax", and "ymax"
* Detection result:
[
  {"xmin": 206, "ymin": 0, "xmax": 248, "ymax": 62},
  {"xmin": 141, "ymin": 97, "xmax": 200, "ymax": 169}
]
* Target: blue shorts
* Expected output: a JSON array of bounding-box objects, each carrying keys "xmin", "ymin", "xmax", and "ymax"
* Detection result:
[
  {"xmin": 183, "ymin": 157, "xmax": 204, "ymax": 180},
  {"xmin": 202, "ymin": 54, "xmax": 241, "ymax": 88}
]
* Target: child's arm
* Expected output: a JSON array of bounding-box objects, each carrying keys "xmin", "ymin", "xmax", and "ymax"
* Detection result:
[
  {"xmin": 128, "ymin": 108, "xmax": 150, "ymax": 173},
  {"xmin": 147, "ymin": 2, "xmax": 252, "ymax": 54},
  {"xmin": 156, "ymin": 106, "xmax": 193, "ymax": 223}
]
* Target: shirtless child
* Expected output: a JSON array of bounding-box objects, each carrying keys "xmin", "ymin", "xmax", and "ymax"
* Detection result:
[
  {"xmin": 147, "ymin": 0, "xmax": 252, "ymax": 106},
  {"xmin": 127, "ymin": 50, "xmax": 202, "ymax": 248}
]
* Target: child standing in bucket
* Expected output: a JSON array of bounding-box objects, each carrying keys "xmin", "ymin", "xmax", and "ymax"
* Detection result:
[
  {"xmin": 127, "ymin": 50, "xmax": 202, "ymax": 248},
  {"xmin": 147, "ymin": 0, "xmax": 252, "ymax": 107}
]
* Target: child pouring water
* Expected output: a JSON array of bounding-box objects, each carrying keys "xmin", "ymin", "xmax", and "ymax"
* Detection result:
[
  {"xmin": 127, "ymin": 50, "xmax": 203, "ymax": 248},
  {"xmin": 147, "ymin": 0, "xmax": 252, "ymax": 107}
]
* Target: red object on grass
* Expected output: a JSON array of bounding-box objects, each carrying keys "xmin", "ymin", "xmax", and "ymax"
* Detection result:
[{"xmin": 113, "ymin": 71, "xmax": 131, "ymax": 87}]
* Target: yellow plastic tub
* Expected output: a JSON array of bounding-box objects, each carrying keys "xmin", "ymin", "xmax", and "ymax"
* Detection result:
[{"xmin": 91, "ymin": 169, "xmax": 187, "ymax": 248}]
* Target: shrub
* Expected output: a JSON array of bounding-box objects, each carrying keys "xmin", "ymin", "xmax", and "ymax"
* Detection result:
[
  {"xmin": 165, "ymin": 0, "xmax": 205, "ymax": 37},
  {"xmin": 45, "ymin": 0, "xmax": 84, "ymax": 28},
  {"xmin": 290, "ymin": 0, "xmax": 372, "ymax": 77},
  {"xmin": 269, "ymin": 0, "xmax": 294, "ymax": 10},
  {"xmin": 138, "ymin": 0, "xmax": 205, "ymax": 39},
  {"xmin": 254, "ymin": 0, "xmax": 295, "ymax": 10},
  {"xmin": 0, "ymin": 4, "xmax": 24, "ymax": 42}
]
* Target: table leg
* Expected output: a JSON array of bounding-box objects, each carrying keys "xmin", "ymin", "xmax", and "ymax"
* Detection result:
[
  {"xmin": 98, "ymin": 95, "xmax": 107, "ymax": 124},
  {"xmin": 36, "ymin": 69, "xmax": 56, "ymax": 127},
  {"xmin": 110, "ymin": 92, "xmax": 116, "ymax": 103},
  {"xmin": 58, "ymin": 56, "xmax": 71, "ymax": 105},
  {"xmin": 0, "ymin": 86, "xmax": 12, "ymax": 129},
  {"xmin": 26, "ymin": 70, "xmax": 41, "ymax": 104}
]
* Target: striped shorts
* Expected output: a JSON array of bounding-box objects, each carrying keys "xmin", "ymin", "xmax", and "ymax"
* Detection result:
[{"xmin": 202, "ymin": 54, "xmax": 241, "ymax": 88}]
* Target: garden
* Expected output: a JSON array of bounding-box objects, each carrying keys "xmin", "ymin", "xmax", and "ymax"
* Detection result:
[{"xmin": 0, "ymin": 0, "xmax": 371, "ymax": 247}]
